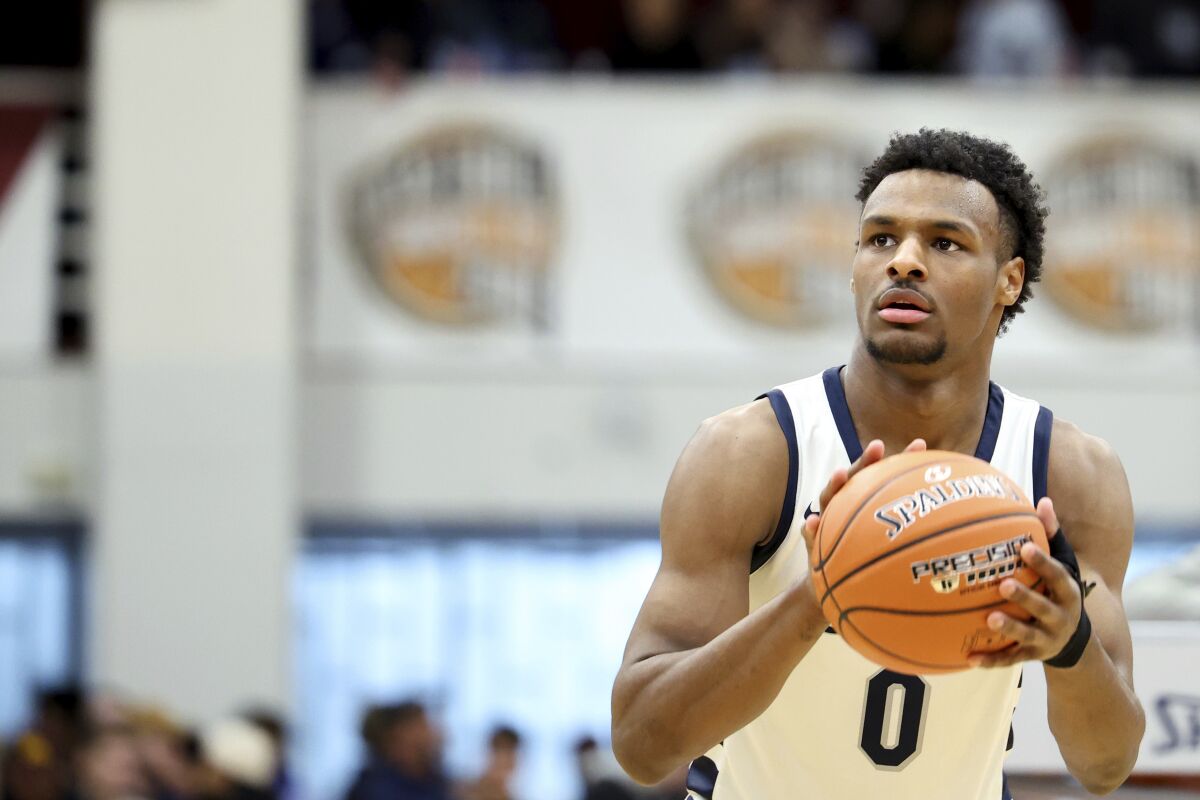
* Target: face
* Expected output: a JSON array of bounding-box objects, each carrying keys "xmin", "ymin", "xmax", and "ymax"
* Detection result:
[{"xmin": 852, "ymin": 169, "xmax": 1023, "ymax": 368}]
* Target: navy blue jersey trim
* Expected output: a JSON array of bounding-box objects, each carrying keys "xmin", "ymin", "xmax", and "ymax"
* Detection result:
[
  {"xmin": 685, "ymin": 755, "xmax": 718, "ymax": 800},
  {"xmin": 1032, "ymin": 406, "xmax": 1054, "ymax": 504},
  {"xmin": 823, "ymin": 368, "xmax": 1003, "ymax": 463},
  {"xmin": 974, "ymin": 382, "xmax": 1005, "ymax": 462},
  {"xmin": 1002, "ymin": 773, "xmax": 1013, "ymax": 800},
  {"xmin": 822, "ymin": 366, "xmax": 862, "ymax": 462},
  {"xmin": 751, "ymin": 390, "xmax": 799, "ymax": 573}
]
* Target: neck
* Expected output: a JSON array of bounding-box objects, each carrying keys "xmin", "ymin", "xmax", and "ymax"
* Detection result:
[{"xmin": 843, "ymin": 340, "xmax": 994, "ymax": 456}]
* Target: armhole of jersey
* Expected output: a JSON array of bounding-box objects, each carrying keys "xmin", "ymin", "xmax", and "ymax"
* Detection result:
[
  {"xmin": 685, "ymin": 754, "xmax": 719, "ymax": 800},
  {"xmin": 751, "ymin": 389, "xmax": 798, "ymax": 574},
  {"xmin": 1032, "ymin": 405, "xmax": 1054, "ymax": 504}
]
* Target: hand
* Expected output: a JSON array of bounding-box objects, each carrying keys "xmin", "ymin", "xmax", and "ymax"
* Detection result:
[
  {"xmin": 800, "ymin": 438, "xmax": 927, "ymax": 554},
  {"xmin": 968, "ymin": 497, "xmax": 1085, "ymax": 668}
]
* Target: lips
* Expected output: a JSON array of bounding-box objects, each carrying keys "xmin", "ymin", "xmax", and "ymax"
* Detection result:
[{"xmin": 877, "ymin": 287, "xmax": 933, "ymax": 324}]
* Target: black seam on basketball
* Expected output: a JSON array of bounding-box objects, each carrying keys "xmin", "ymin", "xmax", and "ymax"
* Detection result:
[
  {"xmin": 815, "ymin": 460, "xmax": 938, "ymax": 571},
  {"xmin": 818, "ymin": 511, "xmax": 1041, "ymax": 607},
  {"xmin": 839, "ymin": 615, "xmax": 968, "ymax": 672},
  {"xmin": 839, "ymin": 577, "xmax": 1045, "ymax": 619},
  {"xmin": 837, "ymin": 577, "xmax": 1046, "ymax": 672}
]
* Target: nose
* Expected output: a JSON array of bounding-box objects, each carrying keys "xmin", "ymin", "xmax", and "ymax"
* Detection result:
[{"xmin": 886, "ymin": 237, "xmax": 928, "ymax": 281}]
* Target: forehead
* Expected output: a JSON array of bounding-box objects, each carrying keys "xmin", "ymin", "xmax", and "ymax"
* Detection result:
[{"xmin": 861, "ymin": 169, "xmax": 1001, "ymax": 237}]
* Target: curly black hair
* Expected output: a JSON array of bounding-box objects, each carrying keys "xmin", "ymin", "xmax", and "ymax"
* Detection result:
[{"xmin": 856, "ymin": 129, "xmax": 1049, "ymax": 333}]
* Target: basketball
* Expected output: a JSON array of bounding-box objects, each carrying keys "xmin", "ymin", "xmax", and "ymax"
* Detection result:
[{"xmin": 810, "ymin": 450, "xmax": 1049, "ymax": 675}]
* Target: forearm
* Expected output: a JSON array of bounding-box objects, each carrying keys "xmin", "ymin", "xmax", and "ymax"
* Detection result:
[
  {"xmin": 1046, "ymin": 635, "xmax": 1144, "ymax": 794},
  {"xmin": 612, "ymin": 579, "xmax": 825, "ymax": 784}
]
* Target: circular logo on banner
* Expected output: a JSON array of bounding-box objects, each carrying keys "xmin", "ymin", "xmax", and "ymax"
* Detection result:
[
  {"xmin": 684, "ymin": 132, "xmax": 866, "ymax": 327},
  {"xmin": 1042, "ymin": 136, "xmax": 1200, "ymax": 332},
  {"xmin": 345, "ymin": 125, "xmax": 558, "ymax": 328}
]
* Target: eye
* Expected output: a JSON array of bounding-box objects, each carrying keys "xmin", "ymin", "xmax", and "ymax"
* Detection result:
[
  {"xmin": 933, "ymin": 238, "xmax": 961, "ymax": 252},
  {"xmin": 870, "ymin": 234, "xmax": 895, "ymax": 248}
]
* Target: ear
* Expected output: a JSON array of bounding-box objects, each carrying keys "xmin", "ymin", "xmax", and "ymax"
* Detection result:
[{"xmin": 997, "ymin": 256, "xmax": 1024, "ymax": 307}]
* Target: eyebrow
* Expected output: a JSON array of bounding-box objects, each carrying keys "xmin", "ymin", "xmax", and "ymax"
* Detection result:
[{"xmin": 861, "ymin": 215, "xmax": 976, "ymax": 237}]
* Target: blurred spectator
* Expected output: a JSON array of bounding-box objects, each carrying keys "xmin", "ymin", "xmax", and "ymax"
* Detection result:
[
  {"xmin": 458, "ymin": 726, "xmax": 521, "ymax": 800},
  {"xmin": 307, "ymin": 0, "xmax": 1200, "ymax": 78},
  {"xmin": 956, "ymin": 0, "xmax": 1072, "ymax": 78},
  {"xmin": 695, "ymin": 0, "xmax": 773, "ymax": 72},
  {"xmin": 4, "ymin": 732, "xmax": 64, "ymax": 800},
  {"xmin": 199, "ymin": 718, "xmax": 277, "ymax": 800},
  {"xmin": 3, "ymin": 687, "xmax": 88, "ymax": 800},
  {"xmin": 607, "ymin": 0, "xmax": 704, "ymax": 72},
  {"xmin": 572, "ymin": 737, "xmax": 634, "ymax": 800},
  {"xmin": 345, "ymin": 702, "xmax": 449, "ymax": 800},
  {"xmin": 70, "ymin": 726, "xmax": 149, "ymax": 800},
  {"xmin": 126, "ymin": 708, "xmax": 193, "ymax": 800},
  {"xmin": 240, "ymin": 710, "xmax": 290, "ymax": 800},
  {"xmin": 1089, "ymin": 0, "xmax": 1200, "ymax": 76}
]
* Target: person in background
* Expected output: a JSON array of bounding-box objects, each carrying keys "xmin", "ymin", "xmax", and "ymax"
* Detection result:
[
  {"xmin": 955, "ymin": 0, "xmax": 1071, "ymax": 77},
  {"xmin": 197, "ymin": 718, "xmax": 277, "ymax": 800},
  {"xmin": 240, "ymin": 710, "xmax": 290, "ymax": 800},
  {"xmin": 3, "ymin": 686, "xmax": 89, "ymax": 800},
  {"xmin": 68, "ymin": 726, "xmax": 150, "ymax": 800},
  {"xmin": 459, "ymin": 726, "xmax": 521, "ymax": 800},
  {"xmin": 607, "ymin": 0, "xmax": 703, "ymax": 72},
  {"xmin": 345, "ymin": 702, "xmax": 449, "ymax": 800},
  {"xmin": 572, "ymin": 737, "xmax": 634, "ymax": 800}
]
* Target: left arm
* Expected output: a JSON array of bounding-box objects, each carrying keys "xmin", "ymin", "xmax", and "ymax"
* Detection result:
[{"xmin": 970, "ymin": 420, "xmax": 1145, "ymax": 795}]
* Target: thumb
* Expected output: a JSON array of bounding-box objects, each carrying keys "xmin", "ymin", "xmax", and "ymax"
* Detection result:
[{"xmin": 1037, "ymin": 496, "xmax": 1059, "ymax": 538}]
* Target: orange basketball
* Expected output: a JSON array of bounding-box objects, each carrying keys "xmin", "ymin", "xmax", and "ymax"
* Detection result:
[{"xmin": 810, "ymin": 450, "xmax": 1048, "ymax": 674}]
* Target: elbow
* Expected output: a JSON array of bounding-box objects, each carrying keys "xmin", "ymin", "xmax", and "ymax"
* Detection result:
[
  {"xmin": 611, "ymin": 720, "xmax": 675, "ymax": 786},
  {"xmin": 1073, "ymin": 713, "xmax": 1145, "ymax": 796},
  {"xmin": 1077, "ymin": 767, "xmax": 1132, "ymax": 797}
]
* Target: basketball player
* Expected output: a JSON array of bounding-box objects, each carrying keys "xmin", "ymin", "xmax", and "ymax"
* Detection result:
[{"xmin": 611, "ymin": 129, "xmax": 1144, "ymax": 799}]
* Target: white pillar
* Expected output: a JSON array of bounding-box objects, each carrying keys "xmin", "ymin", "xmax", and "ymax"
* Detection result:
[{"xmin": 90, "ymin": 0, "xmax": 299, "ymax": 720}]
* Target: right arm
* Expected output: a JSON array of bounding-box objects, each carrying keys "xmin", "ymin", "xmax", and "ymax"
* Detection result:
[{"xmin": 610, "ymin": 400, "xmax": 828, "ymax": 784}]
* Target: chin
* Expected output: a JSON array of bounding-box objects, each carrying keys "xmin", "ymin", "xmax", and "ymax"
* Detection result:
[{"xmin": 865, "ymin": 332, "xmax": 947, "ymax": 366}]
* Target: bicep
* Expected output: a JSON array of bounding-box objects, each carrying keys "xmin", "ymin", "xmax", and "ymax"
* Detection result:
[
  {"xmin": 619, "ymin": 407, "xmax": 786, "ymax": 668},
  {"xmin": 620, "ymin": 545, "xmax": 751, "ymax": 668}
]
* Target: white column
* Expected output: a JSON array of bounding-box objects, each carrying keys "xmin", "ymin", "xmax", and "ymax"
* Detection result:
[{"xmin": 90, "ymin": 0, "xmax": 299, "ymax": 719}]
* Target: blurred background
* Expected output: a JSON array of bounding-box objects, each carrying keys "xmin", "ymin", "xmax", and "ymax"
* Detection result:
[{"xmin": 0, "ymin": 1, "xmax": 1199, "ymax": 799}]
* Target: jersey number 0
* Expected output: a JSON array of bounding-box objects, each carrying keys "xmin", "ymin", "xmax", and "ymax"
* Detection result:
[{"xmin": 859, "ymin": 669, "xmax": 930, "ymax": 769}]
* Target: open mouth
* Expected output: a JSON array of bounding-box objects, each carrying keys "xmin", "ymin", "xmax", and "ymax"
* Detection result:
[{"xmin": 877, "ymin": 289, "xmax": 933, "ymax": 324}]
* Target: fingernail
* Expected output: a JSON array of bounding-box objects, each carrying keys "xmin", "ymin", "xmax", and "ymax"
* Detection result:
[
  {"xmin": 987, "ymin": 614, "xmax": 1004, "ymax": 630},
  {"xmin": 1022, "ymin": 544, "xmax": 1037, "ymax": 561},
  {"xmin": 999, "ymin": 580, "xmax": 1015, "ymax": 598}
]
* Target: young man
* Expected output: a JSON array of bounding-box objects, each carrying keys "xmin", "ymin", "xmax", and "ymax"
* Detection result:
[{"xmin": 611, "ymin": 129, "xmax": 1145, "ymax": 799}]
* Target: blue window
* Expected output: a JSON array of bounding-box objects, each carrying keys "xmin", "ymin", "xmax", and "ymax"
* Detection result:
[
  {"xmin": 0, "ymin": 522, "xmax": 81, "ymax": 738},
  {"xmin": 295, "ymin": 525, "xmax": 659, "ymax": 800}
]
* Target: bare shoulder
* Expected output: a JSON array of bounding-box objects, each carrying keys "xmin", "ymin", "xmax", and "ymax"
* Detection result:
[
  {"xmin": 1047, "ymin": 418, "xmax": 1134, "ymax": 581},
  {"xmin": 1047, "ymin": 418, "xmax": 1128, "ymax": 510},
  {"xmin": 661, "ymin": 397, "xmax": 789, "ymax": 562}
]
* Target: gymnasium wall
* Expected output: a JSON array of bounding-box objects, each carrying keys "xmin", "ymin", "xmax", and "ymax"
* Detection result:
[{"xmin": 303, "ymin": 80, "xmax": 1200, "ymax": 526}]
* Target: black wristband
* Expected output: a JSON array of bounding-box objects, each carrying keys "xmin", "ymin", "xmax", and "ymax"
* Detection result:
[
  {"xmin": 1045, "ymin": 604, "xmax": 1092, "ymax": 668},
  {"xmin": 1044, "ymin": 527, "xmax": 1094, "ymax": 669}
]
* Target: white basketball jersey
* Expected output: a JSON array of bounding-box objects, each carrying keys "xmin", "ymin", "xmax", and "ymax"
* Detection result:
[{"xmin": 686, "ymin": 366, "xmax": 1053, "ymax": 800}]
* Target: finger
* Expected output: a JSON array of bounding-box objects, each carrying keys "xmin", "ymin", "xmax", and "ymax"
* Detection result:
[
  {"xmin": 999, "ymin": 578, "xmax": 1062, "ymax": 626},
  {"xmin": 849, "ymin": 440, "xmax": 886, "ymax": 478},
  {"xmin": 802, "ymin": 513, "xmax": 820, "ymax": 549},
  {"xmin": 985, "ymin": 611, "xmax": 1051, "ymax": 650},
  {"xmin": 1037, "ymin": 496, "xmax": 1059, "ymax": 538},
  {"xmin": 1021, "ymin": 542, "xmax": 1079, "ymax": 604},
  {"xmin": 817, "ymin": 468, "xmax": 849, "ymax": 512},
  {"xmin": 904, "ymin": 438, "xmax": 927, "ymax": 453}
]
